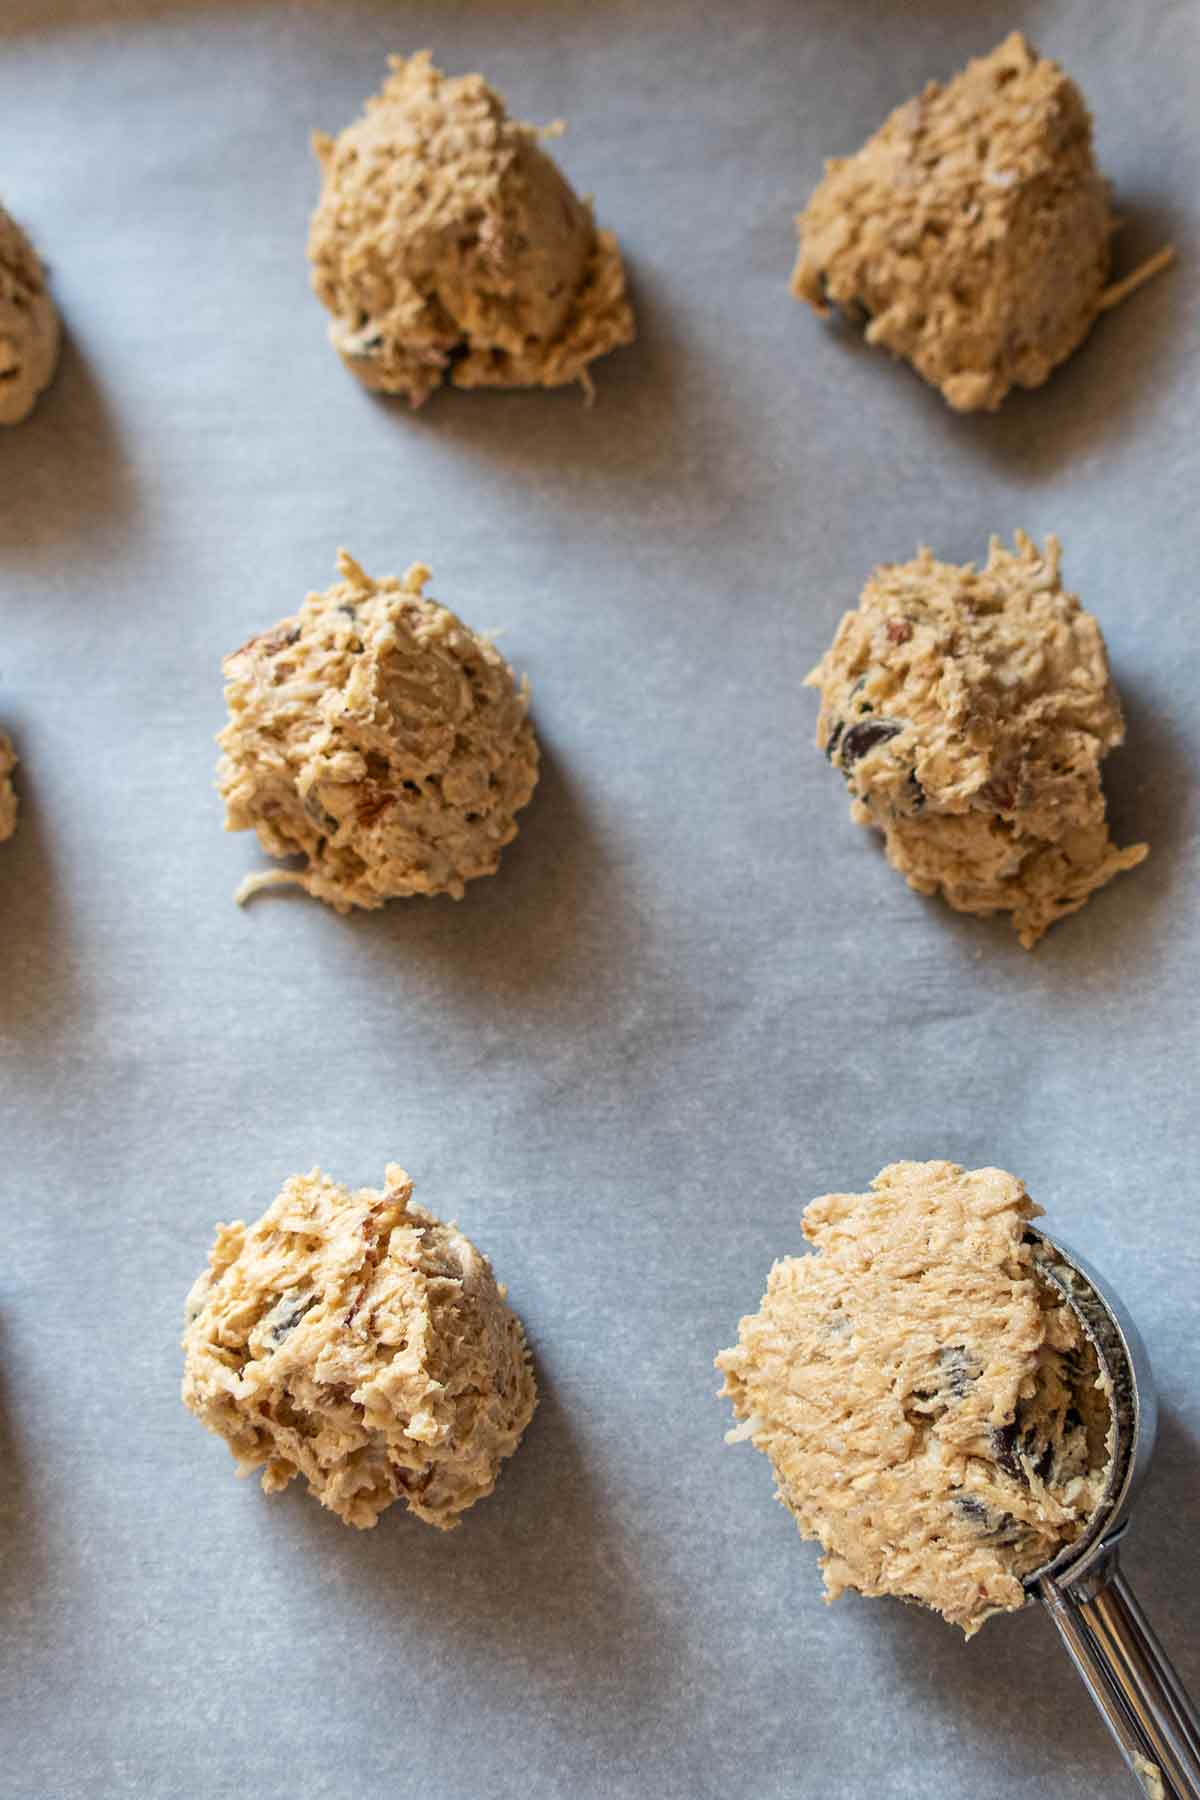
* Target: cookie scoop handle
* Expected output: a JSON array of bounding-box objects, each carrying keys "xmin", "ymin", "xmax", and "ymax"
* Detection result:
[{"xmin": 1040, "ymin": 1541, "xmax": 1200, "ymax": 1799}]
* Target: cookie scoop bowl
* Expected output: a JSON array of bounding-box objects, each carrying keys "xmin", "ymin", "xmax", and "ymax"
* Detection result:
[{"xmin": 1020, "ymin": 1226, "xmax": 1200, "ymax": 1798}]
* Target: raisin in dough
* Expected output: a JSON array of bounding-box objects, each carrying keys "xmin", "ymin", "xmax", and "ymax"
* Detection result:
[
  {"xmin": 717, "ymin": 1161, "xmax": 1113, "ymax": 1637},
  {"xmin": 308, "ymin": 50, "xmax": 635, "ymax": 406},
  {"xmin": 791, "ymin": 33, "xmax": 1166, "ymax": 411},
  {"xmin": 806, "ymin": 532, "xmax": 1146, "ymax": 947},
  {"xmin": 0, "ymin": 204, "xmax": 59, "ymax": 425},
  {"xmin": 217, "ymin": 550, "xmax": 539, "ymax": 910},
  {"xmin": 182, "ymin": 1166, "xmax": 536, "ymax": 1529},
  {"xmin": 0, "ymin": 734, "xmax": 16, "ymax": 840}
]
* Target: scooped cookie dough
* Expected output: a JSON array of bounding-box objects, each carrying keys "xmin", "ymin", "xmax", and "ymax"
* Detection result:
[
  {"xmin": 217, "ymin": 550, "xmax": 539, "ymax": 910},
  {"xmin": 717, "ymin": 1161, "xmax": 1113, "ymax": 1637},
  {"xmin": 0, "ymin": 734, "xmax": 17, "ymax": 840},
  {"xmin": 806, "ymin": 532, "xmax": 1146, "ymax": 947},
  {"xmin": 791, "ymin": 33, "xmax": 1171, "ymax": 411},
  {"xmin": 0, "ymin": 204, "xmax": 60, "ymax": 425},
  {"xmin": 309, "ymin": 50, "xmax": 635, "ymax": 406},
  {"xmin": 182, "ymin": 1165, "xmax": 536, "ymax": 1529}
]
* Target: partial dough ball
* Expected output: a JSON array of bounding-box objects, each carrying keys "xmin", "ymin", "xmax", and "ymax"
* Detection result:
[
  {"xmin": 806, "ymin": 532, "xmax": 1146, "ymax": 947},
  {"xmin": 791, "ymin": 33, "xmax": 1115, "ymax": 411},
  {"xmin": 218, "ymin": 550, "xmax": 539, "ymax": 910},
  {"xmin": 717, "ymin": 1161, "xmax": 1113, "ymax": 1637},
  {"xmin": 182, "ymin": 1165, "xmax": 536, "ymax": 1529},
  {"xmin": 0, "ymin": 204, "xmax": 60, "ymax": 425},
  {"xmin": 0, "ymin": 734, "xmax": 17, "ymax": 840},
  {"xmin": 308, "ymin": 50, "xmax": 634, "ymax": 406}
]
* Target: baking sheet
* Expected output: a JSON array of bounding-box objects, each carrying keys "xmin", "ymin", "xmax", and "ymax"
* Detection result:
[{"xmin": 1, "ymin": 2, "xmax": 1197, "ymax": 1795}]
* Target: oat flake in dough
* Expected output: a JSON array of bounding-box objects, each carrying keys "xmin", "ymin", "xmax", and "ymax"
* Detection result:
[
  {"xmin": 791, "ymin": 32, "xmax": 1173, "ymax": 411},
  {"xmin": 0, "ymin": 734, "xmax": 17, "ymax": 840},
  {"xmin": 717, "ymin": 1161, "xmax": 1113, "ymax": 1637},
  {"xmin": 217, "ymin": 550, "xmax": 539, "ymax": 911},
  {"xmin": 0, "ymin": 203, "xmax": 59, "ymax": 425},
  {"xmin": 182, "ymin": 1166, "xmax": 536, "ymax": 1529},
  {"xmin": 308, "ymin": 50, "xmax": 635, "ymax": 407},
  {"xmin": 806, "ymin": 531, "xmax": 1146, "ymax": 947}
]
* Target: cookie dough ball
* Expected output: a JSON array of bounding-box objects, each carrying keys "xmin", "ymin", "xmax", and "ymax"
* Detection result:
[
  {"xmin": 218, "ymin": 550, "xmax": 539, "ymax": 910},
  {"xmin": 717, "ymin": 1161, "xmax": 1113, "ymax": 1637},
  {"xmin": 806, "ymin": 532, "xmax": 1146, "ymax": 947},
  {"xmin": 182, "ymin": 1165, "xmax": 536, "ymax": 1529},
  {"xmin": 0, "ymin": 734, "xmax": 16, "ymax": 840},
  {"xmin": 308, "ymin": 50, "xmax": 635, "ymax": 406},
  {"xmin": 791, "ymin": 33, "xmax": 1115, "ymax": 411},
  {"xmin": 0, "ymin": 204, "xmax": 60, "ymax": 425}
]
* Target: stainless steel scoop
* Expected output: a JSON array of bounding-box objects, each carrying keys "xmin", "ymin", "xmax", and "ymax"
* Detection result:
[{"xmin": 1024, "ymin": 1226, "xmax": 1200, "ymax": 1798}]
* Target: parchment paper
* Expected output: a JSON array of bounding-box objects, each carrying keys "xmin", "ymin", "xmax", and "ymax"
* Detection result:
[{"xmin": 1, "ymin": 3, "xmax": 1197, "ymax": 1796}]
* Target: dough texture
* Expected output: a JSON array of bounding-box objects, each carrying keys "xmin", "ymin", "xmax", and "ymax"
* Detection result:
[
  {"xmin": 182, "ymin": 1165, "xmax": 536, "ymax": 1529},
  {"xmin": 791, "ymin": 33, "xmax": 1116, "ymax": 411},
  {"xmin": 0, "ymin": 204, "xmax": 60, "ymax": 425},
  {"xmin": 218, "ymin": 550, "xmax": 539, "ymax": 911},
  {"xmin": 0, "ymin": 734, "xmax": 16, "ymax": 840},
  {"xmin": 308, "ymin": 50, "xmax": 634, "ymax": 406},
  {"xmin": 717, "ymin": 1161, "xmax": 1112, "ymax": 1637},
  {"xmin": 806, "ymin": 532, "xmax": 1146, "ymax": 947}
]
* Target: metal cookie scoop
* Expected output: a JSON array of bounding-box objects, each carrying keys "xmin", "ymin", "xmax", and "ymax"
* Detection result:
[{"xmin": 1025, "ymin": 1226, "xmax": 1200, "ymax": 1799}]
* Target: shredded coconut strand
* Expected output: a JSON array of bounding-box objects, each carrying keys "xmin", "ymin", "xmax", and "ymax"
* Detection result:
[
  {"xmin": 233, "ymin": 868, "xmax": 311, "ymax": 906},
  {"xmin": 1098, "ymin": 243, "xmax": 1177, "ymax": 312}
]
